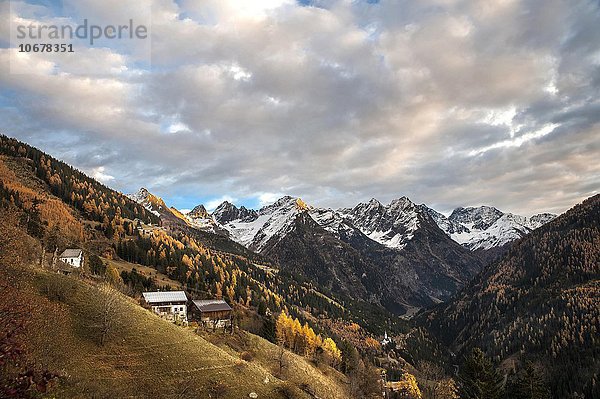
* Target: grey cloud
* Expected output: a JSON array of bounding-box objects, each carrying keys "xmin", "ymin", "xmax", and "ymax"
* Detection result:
[{"xmin": 0, "ymin": 0, "xmax": 599, "ymax": 216}]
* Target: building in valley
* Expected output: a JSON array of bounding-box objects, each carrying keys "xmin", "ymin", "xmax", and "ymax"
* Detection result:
[
  {"xmin": 142, "ymin": 291, "xmax": 188, "ymax": 323},
  {"xmin": 190, "ymin": 299, "xmax": 232, "ymax": 329}
]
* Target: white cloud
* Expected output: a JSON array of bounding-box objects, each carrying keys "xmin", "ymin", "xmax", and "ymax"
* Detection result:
[
  {"xmin": 91, "ymin": 166, "xmax": 115, "ymax": 182},
  {"xmin": 258, "ymin": 192, "xmax": 285, "ymax": 207},
  {"xmin": 167, "ymin": 122, "xmax": 191, "ymax": 134},
  {"xmin": 205, "ymin": 195, "xmax": 237, "ymax": 211},
  {"xmin": 468, "ymin": 124, "xmax": 560, "ymax": 157}
]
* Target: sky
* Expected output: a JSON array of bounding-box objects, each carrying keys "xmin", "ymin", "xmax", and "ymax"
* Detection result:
[{"xmin": 1, "ymin": 0, "xmax": 599, "ymax": 215}]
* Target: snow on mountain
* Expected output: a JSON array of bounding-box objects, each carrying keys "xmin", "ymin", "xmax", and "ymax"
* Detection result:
[
  {"xmin": 128, "ymin": 186, "xmax": 556, "ymax": 254},
  {"xmin": 449, "ymin": 206, "xmax": 504, "ymax": 231},
  {"xmin": 183, "ymin": 204, "xmax": 219, "ymax": 230},
  {"xmin": 419, "ymin": 205, "xmax": 469, "ymax": 235},
  {"xmin": 309, "ymin": 208, "xmax": 357, "ymax": 237},
  {"xmin": 431, "ymin": 206, "xmax": 557, "ymax": 250},
  {"xmin": 338, "ymin": 197, "xmax": 422, "ymax": 250},
  {"xmin": 216, "ymin": 196, "xmax": 311, "ymax": 252},
  {"xmin": 528, "ymin": 213, "xmax": 556, "ymax": 228},
  {"xmin": 126, "ymin": 187, "xmax": 165, "ymax": 217}
]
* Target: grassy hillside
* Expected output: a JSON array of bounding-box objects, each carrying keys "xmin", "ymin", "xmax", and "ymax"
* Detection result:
[
  {"xmin": 201, "ymin": 330, "xmax": 350, "ymax": 399},
  {"xmin": 0, "ymin": 202, "xmax": 349, "ymax": 398},
  {"xmin": 1, "ymin": 257, "xmax": 352, "ymax": 398},
  {"xmin": 104, "ymin": 257, "xmax": 184, "ymax": 291}
]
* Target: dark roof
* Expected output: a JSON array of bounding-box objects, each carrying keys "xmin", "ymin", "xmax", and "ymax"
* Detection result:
[
  {"xmin": 59, "ymin": 249, "xmax": 82, "ymax": 258},
  {"xmin": 143, "ymin": 291, "xmax": 187, "ymax": 303},
  {"xmin": 192, "ymin": 300, "xmax": 232, "ymax": 313}
]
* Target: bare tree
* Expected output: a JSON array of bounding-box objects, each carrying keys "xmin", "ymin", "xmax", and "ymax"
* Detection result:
[
  {"xmin": 418, "ymin": 360, "xmax": 446, "ymax": 399},
  {"xmin": 95, "ymin": 283, "xmax": 120, "ymax": 346},
  {"xmin": 275, "ymin": 345, "xmax": 289, "ymax": 379}
]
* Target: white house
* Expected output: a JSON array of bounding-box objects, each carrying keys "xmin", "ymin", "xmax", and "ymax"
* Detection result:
[
  {"xmin": 58, "ymin": 249, "xmax": 84, "ymax": 268},
  {"xmin": 142, "ymin": 291, "xmax": 188, "ymax": 323}
]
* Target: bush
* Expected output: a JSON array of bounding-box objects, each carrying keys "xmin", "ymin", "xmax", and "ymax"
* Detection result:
[{"xmin": 241, "ymin": 351, "xmax": 254, "ymax": 362}]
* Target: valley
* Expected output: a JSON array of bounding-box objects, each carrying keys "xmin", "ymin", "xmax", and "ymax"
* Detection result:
[{"xmin": 1, "ymin": 134, "xmax": 597, "ymax": 399}]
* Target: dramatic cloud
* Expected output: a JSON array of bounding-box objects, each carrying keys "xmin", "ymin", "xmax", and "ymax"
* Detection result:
[{"xmin": 1, "ymin": 0, "xmax": 598, "ymax": 215}]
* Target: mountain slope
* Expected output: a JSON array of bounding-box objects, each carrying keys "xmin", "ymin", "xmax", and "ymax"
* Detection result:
[
  {"xmin": 334, "ymin": 204, "xmax": 483, "ymax": 314},
  {"xmin": 421, "ymin": 194, "xmax": 600, "ymax": 398},
  {"xmin": 220, "ymin": 195, "xmax": 483, "ymax": 314},
  {"xmin": 126, "ymin": 187, "xmax": 191, "ymax": 228},
  {"xmin": 0, "ymin": 242, "xmax": 348, "ymax": 398},
  {"xmin": 261, "ymin": 211, "xmax": 380, "ymax": 301},
  {"xmin": 0, "ymin": 135, "xmax": 159, "ymax": 231},
  {"xmin": 216, "ymin": 196, "xmax": 310, "ymax": 252}
]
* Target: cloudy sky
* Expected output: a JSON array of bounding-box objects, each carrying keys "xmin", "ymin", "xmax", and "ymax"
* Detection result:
[{"xmin": 1, "ymin": 0, "xmax": 599, "ymax": 215}]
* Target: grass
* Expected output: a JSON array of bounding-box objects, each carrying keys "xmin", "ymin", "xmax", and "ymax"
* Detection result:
[
  {"xmin": 2, "ymin": 260, "xmax": 351, "ymax": 398},
  {"xmin": 200, "ymin": 330, "xmax": 350, "ymax": 399}
]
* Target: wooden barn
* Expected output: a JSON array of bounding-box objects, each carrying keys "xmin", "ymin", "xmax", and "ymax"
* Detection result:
[{"xmin": 190, "ymin": 299, "xmax": 232, "ymax": 329}]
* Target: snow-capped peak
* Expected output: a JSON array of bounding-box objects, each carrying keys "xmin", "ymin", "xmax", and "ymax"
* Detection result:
[
  {"xmin": 217, "ymin": 196, "xmax": 310, "ymax": 252},
  {"xmin": 432, "ymin": 206, "xmax": 557, "ymax": 250},
  {"xmin": 126, "ymin": 187, "xmax": 166, "ymax": 217},
  {"xmin": 189, "ymin": 204, "xmax": 210, "ymax": 219},
  {"xmin": 419, "ymin": 205, "xmax": 469, "ymax": 235},
  {"xmin": 213, "ymin": 201, "xmax": 258, "ymax": 224},
  {"xmin": 338, "ymin": 196, "xmax": 422, "ymax": 250}
]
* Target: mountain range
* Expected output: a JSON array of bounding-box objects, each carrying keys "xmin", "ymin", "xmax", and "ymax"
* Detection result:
[{"xmin": 127, "ymin": 188, "xmax": 556, "ymax": 315}]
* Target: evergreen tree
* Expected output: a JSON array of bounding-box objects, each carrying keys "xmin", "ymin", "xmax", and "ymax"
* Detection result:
[
  {"xmin": 260, "ymin": 316, "xmax": 277, "ymax": 343},
  {"xmin": 505, "ymin": 362, "xmax": 550, "ymax": 399},
  {"xmin": 24, "ymin": 199, "xmax": 44, "ymax": 239},
  {"xmin": 458, "ymin": 348, "xmax": 504, "ymax": 399},
  {"xmin": 88, "ymin": 254, "xmax": 107, "ymax": 276},
  {"xmin": 339, "ymin": 340, "xmax": 361, "ymax": 375}
]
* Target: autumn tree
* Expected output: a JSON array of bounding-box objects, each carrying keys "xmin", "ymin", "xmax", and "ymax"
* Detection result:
[
  {"xmin": 105, "ymin": 264, "xmax": 123, "ymax": 286},
  {"xmin": 417, "ymin": 360, "xmax": 445, "ymax": 399},
  {"xmin": 364, "ymin": 337, "xmax": 381, "ymax": 352},
  {"xmin": 395, "ymin": 371, "xmax": 422, "ymax": 399},
  {"xmin": 322, "ymin": 337, "xmax": 342, "ymax": 367},
  {"xmin": 434, "ymin": 378, "xmax": 459, "ymax": 399},
  {"xmin": 349, "ymin": 360, "xmax": 382, "ymax": 399}
]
